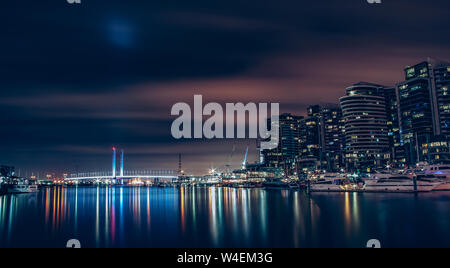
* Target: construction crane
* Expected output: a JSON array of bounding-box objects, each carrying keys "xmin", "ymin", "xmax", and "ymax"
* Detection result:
[{"xmin": 242, "ymin": 146, "xmax": 249, "ymax": 170}]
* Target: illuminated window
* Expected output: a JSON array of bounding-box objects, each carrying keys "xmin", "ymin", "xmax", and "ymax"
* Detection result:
[{"xmin": 406, "ymin": 68, "xmax": 415, "ymax": 78}]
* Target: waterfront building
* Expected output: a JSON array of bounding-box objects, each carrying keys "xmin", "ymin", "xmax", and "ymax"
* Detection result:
[
  {"xmin": 242, "ymin": 163, "xmax": 284, "ymax": 180},
  {"xmin": 421, "ymin": 137, "xmax": 450, "ymax": 164},
  {"xmin": 298, "ymin": 115, "xmax": 321, "ymax": 172},
  {"xmin": 383, "ymin": 86, "xmax": 405, "ymax": 165},
  {"xmin": 397, "ymin": 59, "xmax": 450, "ymax": 164},
  {"xmin": 434, "ymin": 62, "xmax": 450, "ymax": 140},
  {"xmin": 319, "ymin": 106, "xmax": 346, "ymax": 171},
  {"xmin": 340, "ymin": 82, "xmax": 392, "ymax": 172},
  {"xmin": 261, "ymin": 113, "xmax": 303, "ymax": 175},
  {"xmin": 261, "ymin": 109, "xmax": 344, "ymax": 175}
]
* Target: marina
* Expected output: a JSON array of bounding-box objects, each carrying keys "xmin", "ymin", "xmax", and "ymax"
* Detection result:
[{"xmin": 2, "ymin": 162, "xmax": 450, "ymax": 196}]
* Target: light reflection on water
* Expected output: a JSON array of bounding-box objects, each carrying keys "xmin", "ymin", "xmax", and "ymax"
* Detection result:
[{"xmin": 0, "ymin": 186, "xmax": 449, "ymax": 248}]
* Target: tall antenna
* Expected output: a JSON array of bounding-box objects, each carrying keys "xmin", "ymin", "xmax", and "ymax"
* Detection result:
[{"xmin": 178, "ymin": 154, "xmax": 183, "ymax": 175}]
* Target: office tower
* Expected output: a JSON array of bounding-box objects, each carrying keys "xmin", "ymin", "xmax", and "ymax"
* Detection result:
[
  {"xmin": 434, "ymin": 62, "xmax": 450, "ymax": 139},
  {"xmin": 261, "ymin": 113, "xmax": 303, "ymax": 174},
  {"xmin": 397, "ymin": 62, "xmax": 436, "ymax": 148},
  {"xmin": 340, "ymin": 82, "xmax": 392, "ymax": 172},
  {"xmin": 298, "ymin": 115, "xmax": 321, "ymax": 172},
  {"xmin": 383, "ymin": 87, "xmax": 404, "ymax": 165},
  {"xmin": 320, "ymin": 106, "xmax": 346, "ymax": 171},
  {"xmin": 397, "ymin": 59, "xmax": 450, "ymax": 164}
]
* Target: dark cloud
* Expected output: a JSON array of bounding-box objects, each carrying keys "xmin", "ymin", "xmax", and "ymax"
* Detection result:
[{"xmin": 0, "ymin": 0, "xmax": 449, "ymax": 174}]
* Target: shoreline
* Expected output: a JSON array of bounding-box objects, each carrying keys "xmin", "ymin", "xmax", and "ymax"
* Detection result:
[{"xmin": 1, "ymin": 184, "xmax": 447, "ymax": 196}]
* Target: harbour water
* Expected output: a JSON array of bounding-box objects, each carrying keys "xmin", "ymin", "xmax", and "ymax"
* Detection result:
[{"xmin": 0, "ymin": 186, "xmax": 449, "ymax": 248}]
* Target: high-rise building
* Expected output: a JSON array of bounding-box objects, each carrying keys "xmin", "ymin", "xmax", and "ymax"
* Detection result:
[
  {"xmin": 397, "ymin": 62, "xmax": 436, "ymax": 147},
  {"xmin": 262, "ymin": 107, "xmax": 345, "ymax": 174},
  {"xmin": 340, "ymin": 82, "xmax": 392, "ymax": 172},
  {"xmin": 434, "ymin": 62, "xmax": 450, "ymax": 139},
  {"xmin": 261, "ymin": 113, "xmax": 303, "ymax": 174},
  {"xmin": 383, "ymin": 87, "xmax": 404, "ymax": 165},
  {"xmin": 320, "ymin": 106, "xmax": 346, "ymax": 171},
  {"xmin": 298, "ymin": 115, "xmax": 321, "ymax": 172},
  {"xmin": 397, "ymin": 59, "xmax": 450, "ymax": 164}
]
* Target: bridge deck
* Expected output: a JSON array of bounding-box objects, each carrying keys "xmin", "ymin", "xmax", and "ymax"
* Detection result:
[{"xmin": 65, "ymin": 175, "xmax": 179, "ymax": 181}]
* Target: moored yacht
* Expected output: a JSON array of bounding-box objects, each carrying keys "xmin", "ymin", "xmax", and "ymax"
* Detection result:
[
  {"xmin": 8, "ymin": 184, "xmax": 39, "ymax": 194},
  {"xmin": 405, "ymin": 163, "xmax": 450, "ymax": 191},
  {"xmin": 406, "ymin": 163, "xmax": 450, "ymax": 178},
  {"xmin": 414, "ymin": 174, "xmax": 450, "ymax": 191},
  {"xmin": 422, "ymin": 165, "xmax": 450, "ymax": 178},
  {"xmin": 363, "ymin": 173, "xmax": 442, "ymax": 193},
  {"xmin": 432, "ymin": 181, "xmax": 450, "ymax": 191},
  {"xmin": 309, "ymin": 173, "xmax": 360, "ymax": 192}
]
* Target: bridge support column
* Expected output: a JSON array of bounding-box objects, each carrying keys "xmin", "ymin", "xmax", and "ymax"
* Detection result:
[
  {"xmin": 112, "ymin": 147, "xmax": 117, "ymax": 179},
  {"xmin": 120, "ymin": 150, "xmax": 124, "ymax": 177}
]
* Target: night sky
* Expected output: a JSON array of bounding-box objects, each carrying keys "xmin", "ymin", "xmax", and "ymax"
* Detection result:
[{"xmin": 0, "ymin": 0, "xmax": 449, "ymax": 175}]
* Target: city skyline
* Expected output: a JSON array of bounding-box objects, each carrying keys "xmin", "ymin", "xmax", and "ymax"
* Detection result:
[
  {"xmin": 4, "ymin": 58, "xmax": 449, "ymax": 177},
  {"xmin": 1, "ymin": 1, "xmax": 450, "ymax": 175}
]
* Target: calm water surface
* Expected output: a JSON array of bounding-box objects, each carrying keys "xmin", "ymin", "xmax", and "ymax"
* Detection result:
[{"xmin": 0, "ymin": 186, "xmax": 449, "ymax": 248}]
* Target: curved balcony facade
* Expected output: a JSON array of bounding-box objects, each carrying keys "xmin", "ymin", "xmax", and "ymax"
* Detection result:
[{"xmin": 340, "ymin": 82, "xmax": 391, "ymax": 171}]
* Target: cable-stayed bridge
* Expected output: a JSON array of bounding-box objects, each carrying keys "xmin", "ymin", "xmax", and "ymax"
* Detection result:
[{"xmin": 64, "ymin": 148, "xmax": 179, "ymax": 182}]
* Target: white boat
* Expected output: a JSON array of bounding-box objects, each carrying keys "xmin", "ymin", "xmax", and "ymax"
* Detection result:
[
  {"xmin": 363, "ymin": 174, "xmax": 442, "ymax": 193},
  {"xmin": 408, "ymin": 164, "xmax": 450, "ymax": 191},
  {"xmin": 8, "ymin": 184, "xmax": 39, "ymax": 194},
  {"xmin": 309, "ymin": 173, "xmax": 360, "ymax": 192},
  {"xmin": 199, "ymin": 175, "xmax": 222, "ymax": 185},
  {"xmin": 414, "ymin": 174, "xmax": 450, "ymax": 191},
  {"xmin": 432, "ymin": 181, "xmax": 450, "ymax": 191},
  {"xmin": 422, "ymin": 165, "xmax": 450, "ymax": 178}
]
